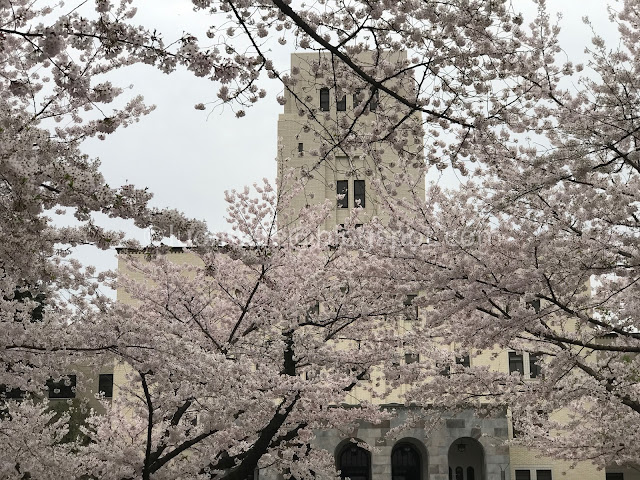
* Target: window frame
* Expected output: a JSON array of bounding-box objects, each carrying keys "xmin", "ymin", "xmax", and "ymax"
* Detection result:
[
  {"xmin": 515, "ymin": 467, "xmax": 553, "ymax": 480},
  {"xmin": 98, "ymin": 373, "xmax": 114, "ymax": 398},
  {"xmin": 320, "ymin": 87, "xmax": 330, "ymax": 111},
  {"xmin": 337, "ymin": 180, "xmax": 349, "ymax": 209},
  {"xmin": 353, "ymin": 179, "xmax": 365, "ymax": 208},
  {"xmin": 509, "ymin": 351, "xmax": 542, "ymax": 379}
]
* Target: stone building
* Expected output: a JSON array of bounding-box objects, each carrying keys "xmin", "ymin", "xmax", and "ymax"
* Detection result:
[{"xmin": 273, "ymin": 51, "xmax": 633, "ymax": 480}]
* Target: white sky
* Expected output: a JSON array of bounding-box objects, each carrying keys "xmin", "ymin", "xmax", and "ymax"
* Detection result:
[{"xmin": 71, "ymin": 0, "xmax": 616, "ymax": 294}]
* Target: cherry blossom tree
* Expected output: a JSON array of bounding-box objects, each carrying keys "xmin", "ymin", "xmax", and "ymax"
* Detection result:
[
  {"xmin": 357, "ymin": 0, "xmax": 640, "ymax": 469},
  {"xmin": 4, "ymin": 0, "xmax": 640, "ymax": 476},
  {"xmin": 77, "ymin": 182, "xmax": 416, "ymax": 480}
]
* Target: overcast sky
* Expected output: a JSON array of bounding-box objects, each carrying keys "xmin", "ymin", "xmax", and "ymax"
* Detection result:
[{"xmin": 71, "ymin": 0, "xmax": 615, "ymax": 293}]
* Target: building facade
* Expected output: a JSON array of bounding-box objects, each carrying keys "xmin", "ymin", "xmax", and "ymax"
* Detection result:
[{"xmin": 274, "ymin": 52, "xmax": 633, "ymax": 480}]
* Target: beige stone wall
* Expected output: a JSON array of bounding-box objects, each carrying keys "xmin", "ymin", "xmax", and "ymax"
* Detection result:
[{"xmin": 277, "ymin": 51, "xmax": 424, "ymax": 230}]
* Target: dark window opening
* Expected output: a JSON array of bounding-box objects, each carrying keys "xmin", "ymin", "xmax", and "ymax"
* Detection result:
[
  {"xmin": 455, "ymin": 466, "xmax": 463, "ymax": 480},
  {"xmin": 606, "ymin": 474, "xmax": 624, "ymax": 480},
  {"xmin": 354, "ymin": 180, "xmax": 365, "ymax": 207},
  {"xmin": 320, "ymin": 87, "xmax": 330, "ymax": 111},
  {"xmin": 509, "ymin": 352, "xmax": 524, "ymax": 375},
  {"xmin": 337, "ymin": 180, "xmax": 349, "ymax": 208},
  {"xmin": 338, "ymin": 444, "xmax": 370, "ymax": 480},
  {"xmin": 47, "ymin": 375, "xmax": 76, "ymax": 399},
  {"xmin": 337, "ymin": 94, "xmax": 346, "ymax": 111},
  {"xmin": 353, "ymin": 89, "xmax": 362, "ymax": 108},
  {"xmin": 530, "ymin": 354, "xmax": 542, "ymax": 378},
  {"xmin": 369, "ymin": 89, "xmax": 379, "ymax": 112},
  {"xmin": 404, "ymin": 294, "xmax": 418, "ymax": 321},
  {"xmin": 0, "ymin": 385, "xmax": 25, "ymax": 400},
  {"xmin": 99, "ymin": 373, "xmax": 114, "ymax": 398},
  {"xmin": 405, "ymin": 353, "xmax": 419, "ymax": 364},
  {"xmin": 392, "ymin": 443, "xmax": 421, "ymax": 480},
  {"xmin": 515, "ymin": 471, "xmax": 531, "ymax": 480},
  {"xmin": 467, "ymin": 467, "xmax": 475, "ymax": 480},
  {"xmin": 298, "ymin": 142, "xmax": 303, "ymax": 154},
  {"xmin": 536, "ymin": 470, "xmax": 552, "ymax": 480},
  {"xmin": 511, "ymin": 418, "xmax": 521, "ymax": 438},
  {"xmin": 456, "ymin": 355, "xmax": 470, "ymax": 368},
  {"xmin": 528, "ymin": 298, "xmax": 541, "ymax": 313}
]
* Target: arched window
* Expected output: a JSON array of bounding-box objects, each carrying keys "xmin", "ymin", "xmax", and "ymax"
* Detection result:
[
  {"xmin": 456, "ymin": 466, "xmax": 464, "ymax": 480},
  {"xmin": 467, "ymin": 467, "xmax": 475, "ymax": 480},
  {"xmin": 320, "ymin": 88, "xmax": 330, "ymax": 111},
  {"xmin": 392, "ymin": 443, "xmax": 421, "ymax": 480},
  {"xmin": 338, "ymin": 444, "xmax": 370, "ymax": 480}
]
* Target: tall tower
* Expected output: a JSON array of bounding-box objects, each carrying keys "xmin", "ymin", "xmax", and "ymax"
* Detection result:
[{"xmin": 276, "ymin": 51, "xmax": 425, "ymax": 230}]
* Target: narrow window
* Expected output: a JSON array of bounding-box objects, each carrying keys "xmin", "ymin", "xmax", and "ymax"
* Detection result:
[
  {"xmin": 404, "ymin": 294, "xmax": 418, "ymax": 321},
  {"xmin": 515, "ymin": 471, "xmax": 531, "ymax": 480},
  {"xmin": 369, "ymin": 89, "xmax": 379, "ymax": 112},
  {"xmin": 467, "ymin": 467, "xmax": 475, "ymax": 480},
  {"xmin": 47, "ymin": 375, "xmax": 77, "ymax": 399},
  {"xmin": 298, "ymin": 142, "xmax": 303, "ymax": 154},
  {"xmin": 320, "ymin": 87, "xmax": 330, "ymax": 111},
  {"xmin": 606, "ymin": 474, "xmax": 624, "ymax": 480},
  {"xmin": 509, "ymin": 352, "xmax": 524, "ymax": 375},
  {"xmin": 529, "ymin": 354, "xmax": 542, "ymax": 378},
  {"xmin": 354, "ymin": 180, "xmax": 365, "ymax": 207},
  {"xmin": 337, "ymin": 180, "xmax": 349, "ymax": 208},
  {"xmin": 99, "ymin": 373, "xmax": 114, "ymax": 398},
  {"xmin": 455, "ymin": 466, "xmax": 463, "ymax": 480},
  {"xmin": 536, "ymin": 470, "xmax": 552, "ymax": 480},
  {"xmin": 353, "ymin": 89, "xmax": 362, "ymax": 108},
  {"xmin": 337, "ymin": 94, "xmax": 346, "ymax": 111},
  {"xmin": 511, "ymin": 418, "xmax": 521, "ymax": 438}
]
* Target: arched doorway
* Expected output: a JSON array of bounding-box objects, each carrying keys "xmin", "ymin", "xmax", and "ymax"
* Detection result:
[
  {"xmin": 448, "ymin": 438, "xmax": 484, "ymax": 480},
  {"xmin": 392, "ymin": 442, "xmax": 422, "ymax": 480},
  {"xmin": 337, "ymin": 444, "xmax": 371, "ymax": 480}
]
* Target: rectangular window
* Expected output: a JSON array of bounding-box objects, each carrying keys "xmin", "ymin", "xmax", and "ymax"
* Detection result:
[
  {"xmin": 369, "ymin": 89, "xmax": 379, "ymax": 111},
  {"xmin": 606, "ymin": 474, "xmax": 624, "ymax": 480},
  {"xmin": 99, "ymin": 373, "xmax": 114, "ymax": 398},
  {"xmin": 405, "ymin": 353, "xmax": 419, "ymax": 364},
  {"xmin": 509, "ymin": 352, "xmax": 524, "ymax": 375},
  {"xmin": 529, "ymin": 354, "xmax": 542, "ymax": 378},
  {"xmin": 337, "ymin": 95, "xmax": 346, "ymax": 111},
  {"xmin": 320, "ymin": 88, "xmax": 330, "ymax": 111},
  {"xmin": 528, "ymin": 298, "xmax": 541, "ymax": 313},
  {"xmin": 515, "ymin": 471, "xmax": 531, "ymax": 480},
  {"xmin": 456, "ymin": 355, "xmax": 470, "ymax": 368},
  {"xmin": 511, "ymin": 418, "xmax": 520, "ymax": 438},
  {"xmin": 536, "ymin": 470, "xmax": 552, "ymax": 480},
  {"xmin": 404, "ymin": 294, "xmax": 418, "ymax": 321},
  {"xmin": 0, "ymin": 385, "xmax": 25, "ymax": 400},
  {"xmin": 47, "ymin": 375, "xmax": 76, "ymax": 399},
  {"xmin": 353, "ymin": 90, "xmax": 361, "ymax": 108},
  {"xmin": 298, "ymin": 142, "xmax": 303, "ymax": 153},
  {"xmin": 354, "ymin": 180, "xmax": 365, "ymax": 207},
  {"xmin": 337, "ymin": 180, "xmax": 348, "ymax": 208}
]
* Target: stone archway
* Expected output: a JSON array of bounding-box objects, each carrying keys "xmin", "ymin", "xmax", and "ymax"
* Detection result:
[{"xmin": 448, "ymin": 437, "xmax": 484, "ymax": 480}]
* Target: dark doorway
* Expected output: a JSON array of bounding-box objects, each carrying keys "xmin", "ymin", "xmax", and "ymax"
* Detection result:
[
  {"xmin": 338, "ymin": 444, "xmax": 370, "ymax": 480},
  {"xmin": 392, "ymin": 443, "xmax": 421, "ymax": 480}
]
